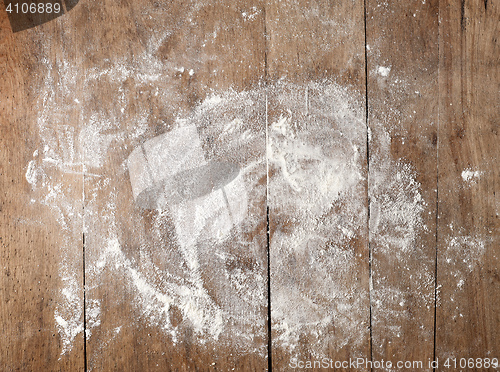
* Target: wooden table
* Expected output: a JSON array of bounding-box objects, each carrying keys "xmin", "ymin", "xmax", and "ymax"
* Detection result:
[{"xmin": 1, "ymin": 0, "xmax": 498, "ymax": 370}]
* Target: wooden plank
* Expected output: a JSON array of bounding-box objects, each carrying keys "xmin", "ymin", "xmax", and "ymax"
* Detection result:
[
  {"xmin": 265, "ymin": 1, "xmax": 371, "ymax": 369},
  {"xmin": 0, "ymin": 5, "xmax": 84, "ymax": 371},
  {"xmin": 366, "ymin": 0, "xmax": 439, "ymax": 367},
  {"xmin": 436, "ymin": 0, "xmax": 500, "ymax": 366},
  {"xmin": 81, "ymin": 0, "xmax": 268, "ymax": 370}
]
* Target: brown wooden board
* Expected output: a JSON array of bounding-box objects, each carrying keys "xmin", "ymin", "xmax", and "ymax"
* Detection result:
[
  {"xmin": 78, "ymin": 0, "xmax": 268, "ymax": 370},
  {"xmin": 0, "ymin": 5, "xmax": 84, "ymax": 371},
  {"xmin": 366, "ymin": 0, "xmax": 439, "ymax": 368},
  {"xmin": 2, "ymin": 0, "xmax": 500, "ymax": 370},
  {"xmin": 436, "ymin": 0, "xmax": 500, "ymax": 367},
  {"xmin": 265, "ymin": 1, "xmax": 370, "ymax": 370}
]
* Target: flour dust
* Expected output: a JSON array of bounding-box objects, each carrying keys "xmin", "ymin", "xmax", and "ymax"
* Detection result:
[{"xmin": 28, "ymin": 44, "xmax": 429, "ymax": 360}]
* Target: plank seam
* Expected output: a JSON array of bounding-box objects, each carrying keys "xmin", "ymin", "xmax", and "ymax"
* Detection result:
[
  {"xmin": 266, "ymin": 99, "xmax": 272, "ymax": 372},
  {"xmin": 82, "ymin": 167, "xmax": 87, "ymax": 372},
  {"xmin": 264, "ymin": 4, "xmax": 272, "ymax": 369},
  {"xmin": 433, "ymin": 1, "xmax": 441, "ymax": 369},
  {"xmin": 83, "ymin": 231, "xmax": 87, "ymax": 372},
  {"xmin": 266, "ymin": 204, "xmax": 271, "ymax": 372},
  {"xmin": 363, "ymin": 0, "xmax": 373, "ymax": 368}
]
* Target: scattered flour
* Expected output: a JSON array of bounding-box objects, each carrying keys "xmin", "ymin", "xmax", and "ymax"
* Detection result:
[
  {"xmin": 241, "ymin": 6, "xmax": 261, "ymax": 21},
  {"xmin": 93, "ymin": 236, "xmax": 224, "ymax": 340},
  {"xmin": 266, "ymin": 81, "xmax": 430, "ymax": 356},
  {"xmin": 445, "ymin": 234, "xmax": 486, "ymax": 272},
  {"xmin": 28, "ymin": 23, "xmax": 429, "ymax": 359},
  {"xmin": 28, "ymin": 72, "xmax": 429, "ymax": 358},
  {"xmin": 461, "ymin": 169, "xmax": 483, "ymax": 184},
  {"xmin": 377, "ymin": 65, "xmax": 391, "ymax": 77},
  {"xmin": 54, "ymin": 270, "xmax": 83, "ymax": 355},
  {"xmin": 441, "ymin": 234, "xmax": 487, "ymax": 321}
]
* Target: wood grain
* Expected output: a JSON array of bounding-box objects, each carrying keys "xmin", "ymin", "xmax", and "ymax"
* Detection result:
[
  {"xmin": 266, "ymin": 0, "xmax": 370, "ymax": 370},
  {"xmin": 1, "ymin": 0, "xmax": 499, "ymax": 370},
  {"xmin": 436, "ymin": 0, "xmax": 500, "ymax": 364},
  {"xmin": 366, "ymin": 0, "xmax": 439, "ymax": 367},
  {"xmin": 0, "ymin": 4, "xmax": 84, "ymax": 370}
]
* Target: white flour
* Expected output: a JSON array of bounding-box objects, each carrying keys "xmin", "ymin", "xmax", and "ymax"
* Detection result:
[
  {"xmin": 267, "ymin": 81, "xmax": 369, "ymax": 354},
  {"xmin": 439, "ymin": 234, "xmax": 487, "ymax": 322},
  {"xmin": 461, "ymin": 169, "xmax": 483, "ymax": 184},
  {"xmin": 28, "ymin": 25, "xmax": 429, "ymax": 359}
]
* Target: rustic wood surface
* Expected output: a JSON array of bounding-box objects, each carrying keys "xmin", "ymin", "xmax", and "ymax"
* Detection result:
[{"xmin": 0, "ymin": 0, "xmax": 498, "ymax": 371}]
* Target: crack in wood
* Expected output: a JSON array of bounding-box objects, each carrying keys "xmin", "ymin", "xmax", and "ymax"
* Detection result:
[
  {"xmin": 461, "ymin": 0, "xmax": 466, "ymax": 31},
  {"xmin": 83, "ymin": 231, "xmax": 87, "ymax": 372},
  {"xmin": 363, "ymin": 0, "xmax": 374, "ymax": 365}
]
